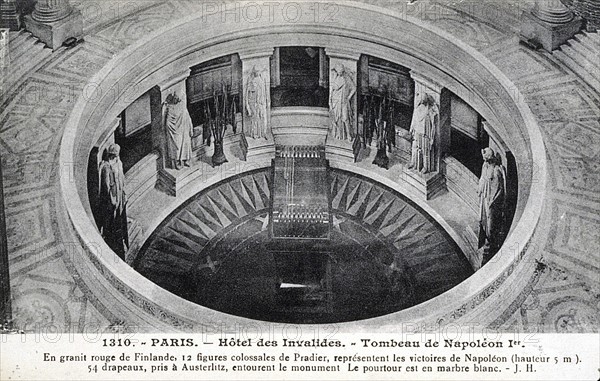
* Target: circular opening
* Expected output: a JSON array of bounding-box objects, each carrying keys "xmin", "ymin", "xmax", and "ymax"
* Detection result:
[{"xmin": 60, "ymin": 2, "xmax": 546, "ymax": 329}]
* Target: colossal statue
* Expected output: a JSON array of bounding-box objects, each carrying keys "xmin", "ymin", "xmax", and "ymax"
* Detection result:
[
  {"xmin": 244, "ymin": 66, "xmax": 269, "ymax": 139},
  {"xmin": 408, "ymin": 94, "xmax": 438, "ymax": 174},
  {"xmin": 329, "ymin": 64, "xmax": 356, "ymax": 142},
  {"xmin": 163, "ymin": 92, "xmax": 193, "ymax": 169},
  {"xmin": 478, "ymin": 147, "xmax": 506, "ymax": 259}
]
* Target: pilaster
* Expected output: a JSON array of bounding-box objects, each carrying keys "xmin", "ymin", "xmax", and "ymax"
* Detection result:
[
  {"xmin": 239, "ymin": 47, "xmax": 275, "ymax": 161},
  {"xmin": 324, "ymin": 47, "xmax": 359, "ymax": 162}
]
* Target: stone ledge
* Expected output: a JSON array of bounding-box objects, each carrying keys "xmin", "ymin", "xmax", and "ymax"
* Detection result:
[
  {"xmin": 325, "ymin": 137, "xmax": 355, "ymax": 162},
  {"xmin": 244, "ymin": 135, "xmax": 275, "ymax": 162},
  {"xmin": 402, "ymin": 168, "xmax": 447, "ymax": 200}
]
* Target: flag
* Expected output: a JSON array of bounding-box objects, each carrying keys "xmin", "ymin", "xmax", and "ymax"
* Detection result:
[{"xmin": 352, "ymin": 135, "xmax": 361, "ymax": 162}]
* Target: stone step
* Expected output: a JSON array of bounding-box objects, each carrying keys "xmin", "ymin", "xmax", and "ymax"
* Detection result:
[
  {"xmin": 567, "ymin": 39, "xmax": 599, "ymax": 67},
  {"xmin": 6, "ymin": 41, "xmax": 49, "ymax": 78},
  {"xmin": 555, "ymin": 31, "xmax": 600, "ymax": 89},
  {"xmin": 9, "ymin": 39, "xmax": 46, "ymax": 70},
  {"xmin": 555, "ymin": 48, "xmax": 600, "ymax": 84},
  {"xmin": 560, "ymin": 45, "xmax": 600, "ymax": 82},
  {"xmin": 573, "ymin": 33, "xmax": 599, "ymax": 53},
  {"xmin": 581, "ymin": 31, "xmax": 600, "ymax": 50},
  {"xmin": 7, "ymin": 30, "xmax": 28, "ymax": 50},
  {"xmin": 4, "ymin": 31, "xmax": 52, "ymax": 89},
  {"xmin": 554, "ymin": 49, "xmax": 600, "ymax": 91},
  {"xmin": 7, "ymin": 33, "xmax": 38, "ymax": 62}
]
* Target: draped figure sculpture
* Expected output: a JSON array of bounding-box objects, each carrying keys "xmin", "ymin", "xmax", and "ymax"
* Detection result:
[
  {"xmin": 163, "ymin": 92, "xmax": 193, "ymax": 170},
  {"xmin": 478, "ymin": 147, "xmax": 506, "ymax": 261},
  {"xmin": 408, "ymin": 94, "xmax": 439, "ymax": 174},
  {"xmin": 98, "ymin": 144, "xmax": 129, "ymax": 259},
  {"xmin": 329, "ymin": 64, "xmax": 356, "ymax": 142},
  {"xmin": 244, "ymin": 66, "xmax": 269, "ymax": 139}
]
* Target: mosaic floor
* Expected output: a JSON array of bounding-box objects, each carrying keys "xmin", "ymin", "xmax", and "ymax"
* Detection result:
[{"xmin": 134, "ymin": 168, "xmax": 472, "ymax": 323}]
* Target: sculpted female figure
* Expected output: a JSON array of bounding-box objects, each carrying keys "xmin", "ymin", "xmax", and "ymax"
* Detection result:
[
  {"xmin": 329, "ymin": 65, "xmax": 356, "ymax": 142},
  {"xmin": 163, "ymin": 92, "xmax": 193, "ymax": 169},
  {"xmin": 245, "ymin": 66, "xmax": 269, "ymax": 139},
  {"xmin": 408, "ymin": 94, "xmax": 438, "ymax": 174},
  {"xmin": 478, "ymin": 147, "xmax": 506, "ymax": 259}
]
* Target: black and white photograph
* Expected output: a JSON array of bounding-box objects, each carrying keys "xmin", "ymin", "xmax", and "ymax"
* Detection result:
[{"xmin": 0, "ymin": 0, "xmax": 598, "ymax": 379}]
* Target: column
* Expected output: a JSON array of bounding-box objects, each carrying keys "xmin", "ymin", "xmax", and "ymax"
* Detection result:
[
  {"xmin": 323, "ymin": 47, "xmax": 359, "ymax": 161},
  {"xmin": 520, "ymin": 0, "xmax": 582, "ymax": 51},
  {"xmin": 24, "ymin": 0, "xmax": 82, "ymax": 50},
  {"xmin": 0, "ymin": 0, "xmax": 20, "ymax": 31},
  {"xmin": 0, "ymin": 153, "xmax": 11, "ymax": 330},
  {"xmin": 31, "ymin": 0, "xmax": 72, "ymax": 22},
  {"xmin": 534, "ymin": 0, "xmax": 575, "ymax": 23},
  {"xmin": 402, "ymin": 72, "xmax": 449, "ymax": 200},
  {"xmin": 239, "ymin": 48, "xmax": 274, "ymax": 161}
]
